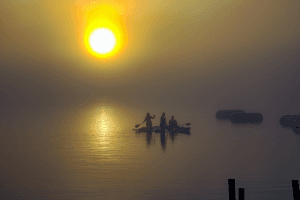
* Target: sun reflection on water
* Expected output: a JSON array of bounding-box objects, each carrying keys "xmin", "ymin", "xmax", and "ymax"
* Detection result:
[
  {"xmin": 66, "ymin": 102, "xmax": 140, "ymax": 168},
  {"xmin": 97, "ymin": 108, "xmax": 115, "ymax": 133},
  {"xmin": 90, "ymin": 106, "xmax": 121, "ymax": 151}
]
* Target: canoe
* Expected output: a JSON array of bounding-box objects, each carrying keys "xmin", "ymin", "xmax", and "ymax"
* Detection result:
[
  {"xmin": 169, "ymin": 126, "xmax": 190, "ymax": 133},
  {"xmin": 216, "ymin": 110, "xmax": 245, "ymax": 120},
  {"xmin": 156, "ymin": 126, "xmax": 191, "ymax": 133},
  {"xmin": 230, "ymin": 113, "xmax": 263, "ymax": 124},
  {"xmin": 134, "ymin": 126, "xmax": 190, "ymax": 133},
  {"xmin": 133, "ymin": 127, "xmax": 155, "ymax": 133}
]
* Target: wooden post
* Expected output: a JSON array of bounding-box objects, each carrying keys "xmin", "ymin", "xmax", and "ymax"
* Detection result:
[
  {"xmin": 292, "ymin": 180, "xmax": 300, "ymax": 200},
  {"xmin": 228, "ymin": 179, "xmax": 236, "ymax": 200},
  {"xmin": 239, "ymin": 188, "xmax": 244, "ymax": 200}
]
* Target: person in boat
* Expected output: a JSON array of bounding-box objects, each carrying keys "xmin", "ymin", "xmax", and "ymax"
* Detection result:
[
  {"xmin": 160, "ymin": 112, "xmax": 167, "ymax": 132},
  {"xmin": 143, "ymin": 112, "xmax": 155, "ymax": 130},
  {"xmin": 169, "ymin": 116, "xmax": 178, "ymax": 131}
]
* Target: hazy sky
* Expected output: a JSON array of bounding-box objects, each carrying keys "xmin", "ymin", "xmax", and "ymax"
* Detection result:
[{"xmin": 1, "ymin": 0, "xmax": 299, "ymax": 117}]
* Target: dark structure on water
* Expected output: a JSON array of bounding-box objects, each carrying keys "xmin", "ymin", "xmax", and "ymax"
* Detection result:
[
  {"xmin": 228, "ymin": 179, "xmax": 244, "ymax": 200},
  {"xmin": 280, "ymin": 115, "xmax": 300, "ymax": 134},
  {"xmin": 228, "ymin": 179, "xmax": 300, "ymax": 200},
  {"xmin": 280, "ymin": 115, "xmax": 300, "ymax": 127}
]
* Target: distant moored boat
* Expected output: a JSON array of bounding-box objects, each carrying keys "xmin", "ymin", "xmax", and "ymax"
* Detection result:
[
  {"xmin": 216, "ymin": 110, "xmax": 245, "ymax": 120},
  {"xmin": 230, "ymin": 113, "xmax": 263, "ymax": 124},
  {"xmin": 279, "ymin": 115, "xmax": 300, "ymax": 127}
]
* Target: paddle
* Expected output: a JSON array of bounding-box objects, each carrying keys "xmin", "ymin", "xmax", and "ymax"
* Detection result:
[{"xmin": 135, "ymin": 122, "xmax": 144, "ymax": 128}]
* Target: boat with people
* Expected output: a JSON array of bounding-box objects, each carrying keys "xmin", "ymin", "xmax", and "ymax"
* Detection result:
[
  {"xmin": 133, "ymin": 124, "xmax": 191, "ymax": 134},
  {"xmin": 134, "ymin": 113, "xmax": 191, "ymax": 134}
]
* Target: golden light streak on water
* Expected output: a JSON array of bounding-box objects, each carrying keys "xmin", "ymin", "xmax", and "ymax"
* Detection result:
[
  {"xmin": 83, "ymin": 106, "xmax": 120, "ymax": 162},
  {"xmin": 93, "ymin": 106, "xmax": 120, "ymax": 147},
  {"xmin": 71, "ymin": 101, "xmax": 140, "ymax": 166}
]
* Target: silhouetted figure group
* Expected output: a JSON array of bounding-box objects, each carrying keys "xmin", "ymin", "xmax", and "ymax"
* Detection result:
[
  {"xmin": 159, "ymin": 113, "xmax": 180, "ymax": 137},
  {"xmin": 134, "ymin": 112, "xmax": 191, "ymax": 150},
  {"xmin": 139, "ymin": 112, "xmax": 181, "ymax": 150},
  {"xmin": 142, "ymin": 112, "xmax": 179, "ymax": 131}
]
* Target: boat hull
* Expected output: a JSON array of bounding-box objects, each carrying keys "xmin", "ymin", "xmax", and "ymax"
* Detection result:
[
  {"xmin": 156, "ymin": 126, "xmax": 190, "ymax": 134},
  {"xmin": 134, "ymin": 126, "xmax": 190, "ymax": 134}
]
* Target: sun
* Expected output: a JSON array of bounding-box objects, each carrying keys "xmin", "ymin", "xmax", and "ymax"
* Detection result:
[
  {"xmin": 83, "ymin": 4, "xmax": 128, "ymax": 59},
  {"xmin": 89, "ymin": 28, "xmax": 116, "ymax": 55}
]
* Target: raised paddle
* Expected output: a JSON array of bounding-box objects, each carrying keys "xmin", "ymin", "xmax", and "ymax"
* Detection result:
[{"xmin": 135, "ymin": 122, "xmax": 144, "ymax": 128}]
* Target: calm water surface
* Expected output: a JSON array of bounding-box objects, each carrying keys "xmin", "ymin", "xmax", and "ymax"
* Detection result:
[{"xmin": 1, "ymin": 101, "xmax": 300, "ymax": 199}]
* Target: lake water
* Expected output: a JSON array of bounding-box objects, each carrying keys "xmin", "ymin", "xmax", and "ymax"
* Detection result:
[{"xmin": 1, "ymin": 100, "xmax": 299, "ymax": 200}]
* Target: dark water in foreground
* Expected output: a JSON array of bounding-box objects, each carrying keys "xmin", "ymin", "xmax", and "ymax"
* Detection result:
[{"xmin": 0, "ymin": 101, "xmax": 300, "ymax": 200}]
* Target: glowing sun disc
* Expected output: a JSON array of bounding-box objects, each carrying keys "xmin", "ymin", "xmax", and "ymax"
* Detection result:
[{"xmin": 89, "ymin": 28, "xmax": 116, "ymax": 54}]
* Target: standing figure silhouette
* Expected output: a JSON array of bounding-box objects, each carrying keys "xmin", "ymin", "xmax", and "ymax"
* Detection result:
[
  {"xmin": 168, "ymin": 116, "xmax": 178, "ymax": 132},
  {"xmin": 143, "ymin": 113, "xmax": 155, "ymax": 130},
  {"xmin": 160, "ymin": 112, "xmax": 167, "ymax": 133}
]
